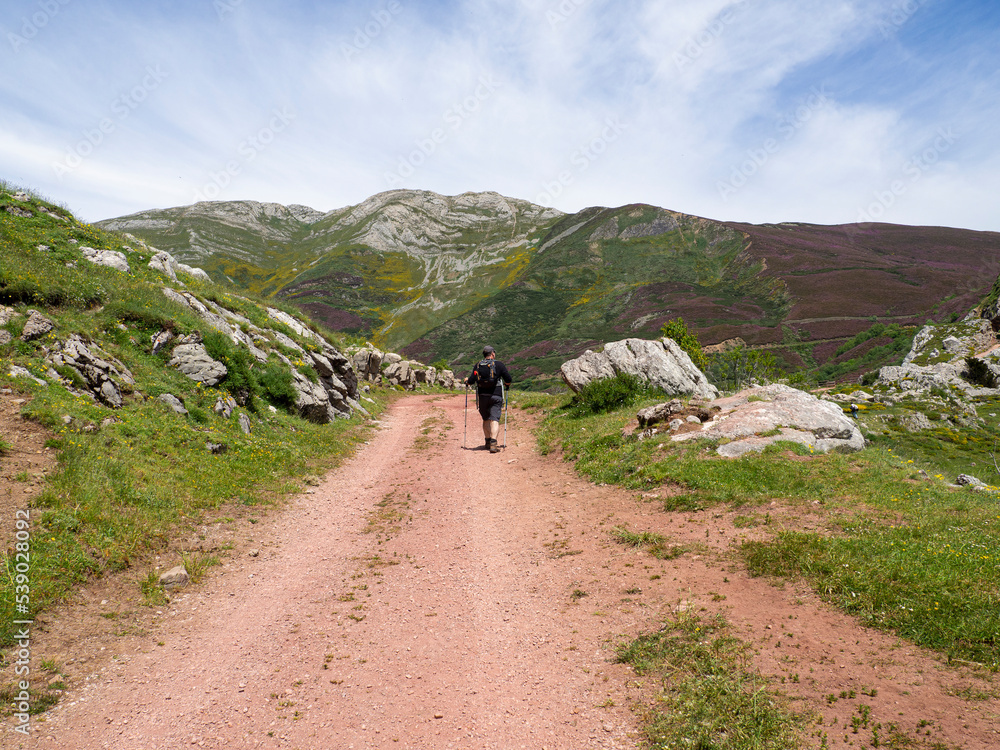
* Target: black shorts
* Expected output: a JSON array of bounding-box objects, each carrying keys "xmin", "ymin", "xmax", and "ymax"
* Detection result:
[{"xmin": 476, "ymin": 392, "xmax": 503, "ymax": 421}]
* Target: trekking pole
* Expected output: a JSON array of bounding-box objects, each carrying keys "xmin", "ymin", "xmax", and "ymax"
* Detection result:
[
  {"xmin": 502, "ymin": 380, "xmax": 508, "ymax": 450},
  {"xmin": 463, "ymin": 385, "xmax": 468, "ymax": 449}
]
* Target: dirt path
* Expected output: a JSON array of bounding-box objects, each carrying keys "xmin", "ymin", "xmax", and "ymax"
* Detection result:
[{"xmin": 9, "ymin": 394, "xmax": 1000, "ymax": 749}]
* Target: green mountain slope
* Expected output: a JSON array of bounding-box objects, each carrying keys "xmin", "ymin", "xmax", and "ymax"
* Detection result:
[
  {"xmin": 100, "ymin": 191, "xmax": 564, "ymax": 350},
  {"xmin": 100, "ymin": 191, "xmax": 1000, "ymax": 387}
]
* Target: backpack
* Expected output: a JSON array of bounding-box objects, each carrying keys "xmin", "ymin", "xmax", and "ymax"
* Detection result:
[{"xmin": 473, "ymin": 359, "xmax": 498, "ymax": 390}]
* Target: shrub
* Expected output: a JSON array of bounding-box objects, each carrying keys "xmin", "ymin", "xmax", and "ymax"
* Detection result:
[
  {"xmin": 259, "ymin": 364, "xmax": 298, "ymax": 410},
  {"xmin": 202, "ymin": 330, "xmax": 259, "ymax": 409},
  {"xmin": 964, "ymin": 357, "xmax": 997, "ymax": 388},
  {"xmin": 706, "ymin": 346, "xmax": 781, "ymax": 392},
  {"xmin": 569, "ymin": 373, "xmax": 654, "ymax": 415},
  {"xmin": 660, "ymin": 318, "xmax": 707, "ymax": 370}
]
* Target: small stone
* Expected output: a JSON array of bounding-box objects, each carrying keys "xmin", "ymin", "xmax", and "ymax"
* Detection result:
[
  {"xmin": 248, "ymin": 549, "xmax": 259, "ymax": 557},
  {"xmin": 159, "ymin": 565, "xmax": 189, "ymax": 588}
]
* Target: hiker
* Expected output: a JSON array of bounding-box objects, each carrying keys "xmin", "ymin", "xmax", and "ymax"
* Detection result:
[{"xmin": 467, "ymin": 345, "xmax": 512, "ymax": 453}]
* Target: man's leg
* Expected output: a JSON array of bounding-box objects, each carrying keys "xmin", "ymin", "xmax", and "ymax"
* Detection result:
[
  {"xmin": 482, "ymin": 419, "xmax": 491, "ymax": 448},
  {"xmin": 489, "ymin": 419, "xmax": 501, "ymax": 452}
]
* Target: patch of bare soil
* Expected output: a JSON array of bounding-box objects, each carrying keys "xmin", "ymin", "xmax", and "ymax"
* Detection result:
[
  {"xmin": 4, "ymin": 394, "xmax": 999, "ymax": 749},
  {"xmin": 0, "ymin": 391, "xmax": 57, "ymax": 549}
]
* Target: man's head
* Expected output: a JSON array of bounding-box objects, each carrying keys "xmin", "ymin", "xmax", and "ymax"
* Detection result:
[{"xmin": 482, "ymin": 345, "xmax": 495, "ymax": 359}]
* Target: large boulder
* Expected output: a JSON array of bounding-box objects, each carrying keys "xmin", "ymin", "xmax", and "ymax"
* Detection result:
[
  {"xmin": 560, "ymin": 338, "xmax": 718, "ymax": 401},
  {"xmin": 46, "ymin": 335, "xmax": 135, "ymax": 408},
  {"xmin": 80, "ymin": 246, "xmax": 130, "ymax": 274},
  {"xmin": 672, "ymin": 384, "xmax": 865, "ymax": 457},
  {"xmin": 169, "ymin": 343, "xmax": 228, "ymax": 386}
]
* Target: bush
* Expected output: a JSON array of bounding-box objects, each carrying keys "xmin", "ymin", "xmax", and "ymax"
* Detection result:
[
  {"xmin": 259, "ymin": 364, "xmax": 298, "ymax": 410},
  {"xmin": 660, "ymin": 318, "xmax": 707, "ymax": 370},
  {"xmin": 569, "ymin": 373, "xmax": 654, "ymax": 415},
  {"xmin": 964, "ymin": 357, "xmax": 997, "ymax": 388},
  {"xmin": 706, "ymin": 346, "xmax": 781, "ymax": 392},
  {"xmin": 202, "ymin": 330, "xmax": 259, "ymax": 409}
]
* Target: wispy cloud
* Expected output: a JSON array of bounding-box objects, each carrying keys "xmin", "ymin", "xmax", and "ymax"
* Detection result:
[{"xmin": 1, "ymin": 0, "xmax": 997, "ymax": 231}]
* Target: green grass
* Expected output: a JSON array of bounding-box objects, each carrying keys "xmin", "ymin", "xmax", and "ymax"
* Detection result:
[
  {"xmin": 0, "ymin": 183, "xmax": 395, "ymax": 651},
  {"xmin": 535, "ymin": 391, "xmax": 1000, "ymax": 670},
  {"xmin": 616, "ymin": 611, "xmax": 802, "ymax": 750}
]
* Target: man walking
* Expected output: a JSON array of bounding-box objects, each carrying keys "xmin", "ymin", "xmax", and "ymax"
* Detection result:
[{"xmin": 467, "ymin": 345, "xmax": 512, "ymax": 453}]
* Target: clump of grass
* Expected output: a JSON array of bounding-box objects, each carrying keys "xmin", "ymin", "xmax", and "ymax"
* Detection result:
[
  {"xmin": 610, "ymin": 525, "xmax": 687, "ymax": 560},
  {"xmin": 568, "ymin": 373, "xmax": 657, "ymax": 416},
  {"xmin": 616, "ymin": 611, "xmax": 801, "ymax": 750}
]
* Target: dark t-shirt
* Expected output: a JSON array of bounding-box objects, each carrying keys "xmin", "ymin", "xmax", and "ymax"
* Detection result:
[{"xmin": 466, "ymin": 359, "xmax": 512, "ymax": 396}]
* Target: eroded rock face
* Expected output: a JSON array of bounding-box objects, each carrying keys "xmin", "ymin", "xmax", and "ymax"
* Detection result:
[
  {"xmin": 21, "ymin": 310, "xmax": 54, "ymax": 341},
  {"xmin": 560, "ymin": 338, "xmax": 718, "ymax": 401},
  {"xmin": 80, "ymin": 246, "xmax": 130, "ymax": 274},
  {"xmin": 672, "ymin": 384, "xmax": 865, "ymax": 457},
  {"xmin": 169, "ymin": 343, "xmax": 228, "ymax": 386},
  {"xmin": 46, "ymin": 335, "xmax": 135, "ymax": 408}
]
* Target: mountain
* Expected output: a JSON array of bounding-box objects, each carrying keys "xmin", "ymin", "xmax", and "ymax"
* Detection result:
[
  {"xmin": 99, "ymin": 191, "xmax": 1000, "ymax": 386},
  {"xmin": 98, "ymin": 191, "xmax": 563, "ymax": 351}
]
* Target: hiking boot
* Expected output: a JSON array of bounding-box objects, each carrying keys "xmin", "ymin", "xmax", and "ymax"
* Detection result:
[
  {"xmin": 489, "ymin": 439, "xmax": 500, "ymax": 454},
  {"xmin": 485, "ymin": 438, "xmax": 491, "ymax": 450}
]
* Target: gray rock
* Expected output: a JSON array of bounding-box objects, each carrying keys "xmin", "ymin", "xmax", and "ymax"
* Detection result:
[
  {"xmin": 80, "ymin": 246, "xmax": 130, "ymax": 274},
  {"xmin": 956, "ymin": 474, "xmax": 985, "ymax": 487},
  {"xmin": 636, "ymin": 400, "xmax": 683, "ymax": 428},
  {"xmin": 158, "ymin": 565, "xmax": 189, "ymax": 588},
  {"xmin": 169, "ymin": 343, "xmax": 227, "ymax": 386},
  {"xmin": 207, "ymin": 442, "xmax": 228, "ymax": 454},
  {"xmin": 0, "ymin": 330, "xmax": 11, "ymax": 346},
  {"xmin": 673, "ymin": 384, "xmax": 865, "ymax": 457},
  {"xmin": 149, "ymin": 251, "xmax": 179, "ymax": 282},
  {"xmin": 899, "ymin": 412, "xmax": 934, "ymax": 432},
  {"xmin": 20, "ymin": 310, "xmax": 54, "ymax": 341},
  {"xmin": 8, "ymin": 365, "xmax": 47, "ymax": 386},
  {"xmin": 0, "ymin": 305, "xmax": 19, "ymax": 326},
  {"xmin": 238, "ymin": 413, "xmax": 252, "ymax": 435},
  {"xmin": 214, "ymin": 395, "xmax": 237, "ymax": 418},
  {"xmin": 560, "ymin": 337, "xmax": 718, "ymax": 400},
  {"xmin": 177, "ymin": 263, "xmax": 211, "ymax": 282},
  {"xmin": 158, "ymin": 393, "xmax": 188, "ymax": 415},
  {"xmin": 46, "ymin": 335, "xmax": 134, "ymax": 408},
  {"xmin": 151, "ymin": 330, "xmax": 174, "ymax": 354},
  {"xmin": 383, "ymin": 352, "xmax": 402, "ymax": 366}
]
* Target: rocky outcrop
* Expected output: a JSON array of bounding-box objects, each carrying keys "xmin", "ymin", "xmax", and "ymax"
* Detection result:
[
  {"xmin": 560, "ymin": 337, "xmax": 718, "ymax": 400},
  {"xmin": 46, "ymin": 335, "xmax": 135, "ymax": 408},
  {"xmin": 169, "ymin": 343, "xmax": 228, "ymax": 386},
  {"xmin": 80, "ymin": 246, "xmax": 130, "ymax": 274},
  {"xmin": 672, "ymin": 384, "xmax": 865, "ymax": 457},
  {"xmin": 158, "ymin": 393, "xmax": 188, "ymax": 415},
  {"xmin": 149, "ymin": 250, "xmax": 210, "ymax": 283},
  {"xmin": 20, "ymin": 310, "xmax": 54, "ymax": 341},
  {"xmin": 348, "ymin": 346, "xmax": 460, "ymax": 391}
]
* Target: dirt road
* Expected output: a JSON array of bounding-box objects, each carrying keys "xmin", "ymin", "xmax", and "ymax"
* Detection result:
[{"xmin": 14, "ymin": 394, "xmax": 1000, "ymax": 749}]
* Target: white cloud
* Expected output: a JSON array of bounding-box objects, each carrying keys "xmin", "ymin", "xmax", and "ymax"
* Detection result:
[{"xmin": 0, "ymin": 0, "xmax": 996, "ymax": 231}]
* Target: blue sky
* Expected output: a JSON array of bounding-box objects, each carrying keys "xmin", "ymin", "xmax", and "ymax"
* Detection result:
[{"xmin": 2, "ymin": 0, "xmax": 998, "ymax": 230}]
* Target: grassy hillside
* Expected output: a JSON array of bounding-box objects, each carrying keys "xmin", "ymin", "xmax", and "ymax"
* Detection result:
[
  {"xmin": 101, "ymin": 193, "xmax": 1000, "ymax": 389},
  {"xmin": 0, "ymin": 183, "xmax": 385, "ymax": 657}
]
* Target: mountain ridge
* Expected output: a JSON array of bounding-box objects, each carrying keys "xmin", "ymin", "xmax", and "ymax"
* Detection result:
[{"xmin": 97, "ymin": 189, "xmax": 1000, "ymax": 386}]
